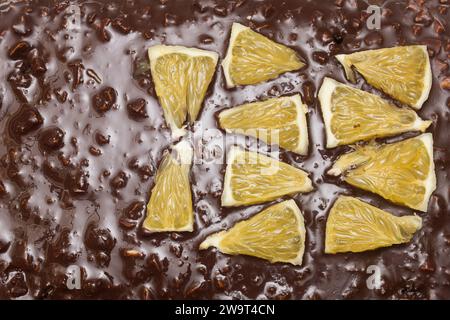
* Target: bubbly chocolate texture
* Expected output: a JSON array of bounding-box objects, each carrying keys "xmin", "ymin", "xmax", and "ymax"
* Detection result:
[{"xmin": 0, "ymin": 0, "xmax": 449, "ymax": 299}]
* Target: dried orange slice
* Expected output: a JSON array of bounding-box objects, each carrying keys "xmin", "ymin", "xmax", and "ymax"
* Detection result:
[
  {"xmin": 319, "ymin": 77, "xmax": 431, "ymax": 148},
  {"xmin": 148, "ymin": 45, "xmax": 218, "ymax": 137},
  {"xmin": 328, "ymin": 134, "xmax": 436, "ymax": 211},
  {"xmin": 336, "ymin": 45, "xmax": 431, "ymax": 109},
  {"xmin": 143, "ymin": 141, "xmax": 194, "ymax": 232},
  {"xmin": 200, "ymin": 200, "xmax": 306, "ymax": 265},
  {"xmin": 218, "ymin": 94, "xmax": 309, "ymax": 154},
  {"xmin": 325, "ymin": 196, "xmax": 422, "ymax": 253},
  {"xmin": 222, "ymin": 23, "xmax": 304, "ymax": 87}
]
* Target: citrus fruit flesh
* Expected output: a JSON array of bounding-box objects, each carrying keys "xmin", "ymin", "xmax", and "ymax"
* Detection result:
[
  {"xmin": 325, "ymin": 196, "xmax": 422, "ymax": 253},
  {"xmin": 222, "ymin": 147, "xmax": 313, "ymax": 207},
  {"xmin": 218, "ymin": 94, "xmax": 309, "ymax": 154},
  {"xmin": 328, "ymin": 133, "xmax": 436, "ymax": 212},
  {"xmin": 148, "ymin": 45, "xmax": 218, "ymax": 137},
  {"xmin": 319, "ymin": 77, "xmax": 431, "ymax": 148},
  {"xmin": 200, "ymin": 200, "xmax": 306, "ymax": 265},
  {"xmin": 143, "ymin": 140, "xmax": 194, "ymax": 232},
  {"xmin": 187, "ymin": 55, "xmax": 217, "ymax": 121},
  {"xmin": 222, "ymin": 23, "xmax": 304, "ymax": 87},
  {"xmin": 335, "ymin": 45, "xmax": 431, "ymax": 109}
]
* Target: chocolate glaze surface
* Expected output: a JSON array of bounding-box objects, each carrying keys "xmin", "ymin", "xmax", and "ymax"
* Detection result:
[{"xmin": 0, "ymin": 0, "xmax": 449, "ymax": 299}]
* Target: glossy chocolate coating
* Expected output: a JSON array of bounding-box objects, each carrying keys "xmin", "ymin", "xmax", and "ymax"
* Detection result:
[{"xmin": 0, "ymin": 0, "xmax": 449, "ymax": 299}]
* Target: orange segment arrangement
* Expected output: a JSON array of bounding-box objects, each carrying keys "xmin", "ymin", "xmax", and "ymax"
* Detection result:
[{"xmin": 1, "ymin": 0, "xmax": 448, "ymax": 301}]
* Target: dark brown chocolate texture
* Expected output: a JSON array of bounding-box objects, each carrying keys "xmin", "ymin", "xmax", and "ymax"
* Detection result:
[{"xmin": 0, "ymin": 0, "xmax": 449, "ymax": 300}]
